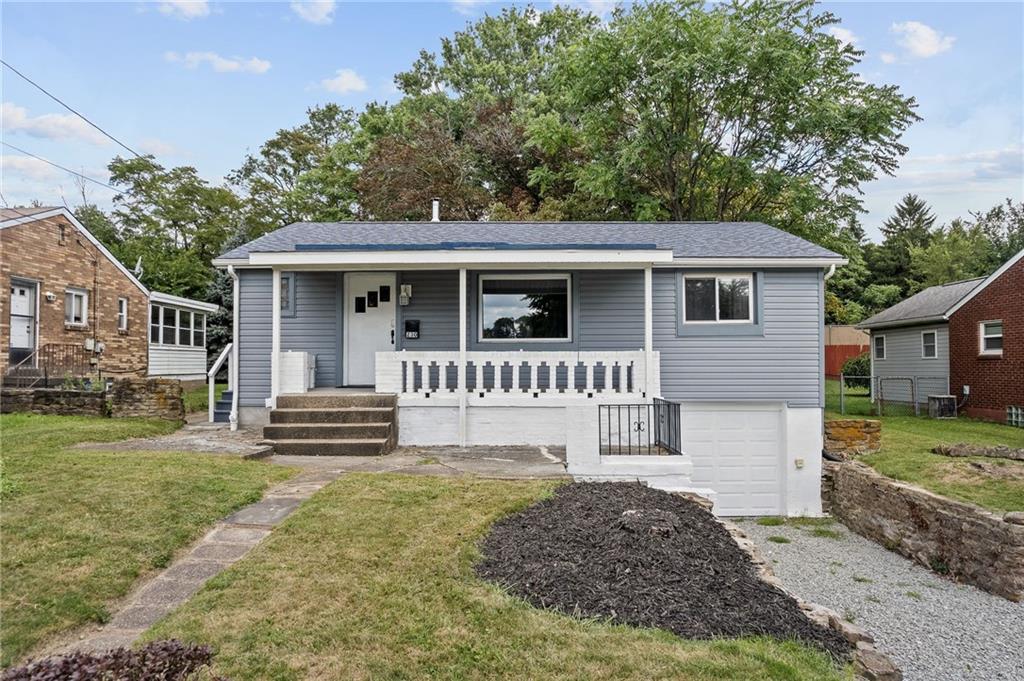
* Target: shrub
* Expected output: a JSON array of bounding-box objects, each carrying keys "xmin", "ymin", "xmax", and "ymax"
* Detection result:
[
  {"xmin": 1, "ymin": 640, "xmax": 216, "ymax": 681},
  {"xmin": 841, "ymin": 351, "xmax": 871, "ymax": 389}
]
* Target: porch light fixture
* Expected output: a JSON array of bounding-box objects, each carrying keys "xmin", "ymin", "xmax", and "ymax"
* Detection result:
[
  {"xmin": 45, "ymin": 291, "xmax": 56, "ymax": 302},
  {"xmin": 399, "ymin": 284, "xmax": 413, "ymax": 306}
]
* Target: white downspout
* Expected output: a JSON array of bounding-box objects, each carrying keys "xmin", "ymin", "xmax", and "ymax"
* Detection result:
[
  {"xmin": 643, "ymin": 265, "xmax": 654, "ymax": 398},
  {"xmin": 270, "ymin": 267, "xmax": 281, "ymax": 409},
  {"xmin": 824, "ymin": 264, "xmax": 836, "ymax": 281},
  {"xmin": 228, "ymin": 265, "xmax": 240, "ymax": 431}
]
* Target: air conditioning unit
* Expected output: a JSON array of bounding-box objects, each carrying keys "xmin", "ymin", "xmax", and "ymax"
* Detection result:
[{"xmin": 928, "ymin": 395, "xmax": 956, "ymax": 419}]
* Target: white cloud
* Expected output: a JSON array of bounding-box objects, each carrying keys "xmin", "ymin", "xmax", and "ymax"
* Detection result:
[
  {"xmin": 452, "ymin": 0, "xmax": 486, "ymax": 15},
  {"xmin": 827, "ymin": 26, "xmax": 858, "ymax": 48},
  {"xmin": 137, "ymin": 138, "xmax": 181, "ymax": 156},
  {"xmin": 164, "ymin": 51, "xmax": 271, "ymax": 74},
  {"xmin": 891, "ymin": 21, "xmax": 955, "ymax": 59},
  {"xmin": 158, "ymin": 1, "xmax": 210, "ymax": 20},
  {"xmin": 1, "ymin": 102, "xmax": 110, "ymax": 146},
  {"xmin": 1, "ymin": 155, "xmax": 61, "ymax": 181},
  {"xmin": 879, "ymin": 52, "xmax": 897, "ymax": 65},
  {"xmin": 290, "ymin": 1, "xmax": 335, "ymax": 25},
  {"xmin": 320, "ymin": 68, "xmax": 368, "ymax": 94},
  {"xmin": 901, "ymin": 146, "xmax": 1023, "ymax": 182}
]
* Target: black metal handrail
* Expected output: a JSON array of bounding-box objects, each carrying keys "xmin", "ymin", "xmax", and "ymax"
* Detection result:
[
  {"xmin": 598, "ymin": 399, "xmax": 683, "ymax": 455},
  {"xmin": 4, "ymin": 343, "xmax": 92, "ymax": 388}
]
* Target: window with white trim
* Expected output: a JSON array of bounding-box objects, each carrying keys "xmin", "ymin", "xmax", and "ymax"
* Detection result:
[
  {"xmin": 64, "ymin": 288, "xmax": 88, "ymax": 326},
  {"xmin": 980, "ymin": 321, "xmax": 1003, "ymax": 356},
  {"xmin": 117, "ymin": 298, "xmax": 128, "ymax": 331},
  {"xmin": 921, "ymin": 330, "xmax": 937, "ymax": 359},
  {"xmin": 479, "ymin": 274, "xmax": 571, "ymax": 342},
  {"xmin": 873, "ymin": 334, "xmax": 886, "ymax": 360},
  {"xmin": 682, "ymin": 273, "xmax": 753, "ymax": 323},
  {"xmin": 281, "ymin": 273, "xmax": 295, "ymax": 317},
  {"xmin": 149, "ymin": 304, "xmax": 207, "ymax": 348}
]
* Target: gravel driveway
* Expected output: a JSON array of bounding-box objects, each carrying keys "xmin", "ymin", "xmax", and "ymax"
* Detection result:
[{"xmin": 738, "ymin": 518, "xmax": 1024, "ymax": 681}]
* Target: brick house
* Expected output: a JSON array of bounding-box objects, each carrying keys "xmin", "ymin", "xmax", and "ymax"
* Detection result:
[
  {"xmin": 859, "ymin": 249, "xmax": 1024, "ymax": 423},
  {"xmin": 1, "ymin": 207, "xmax": 216, "ymax": 384}
]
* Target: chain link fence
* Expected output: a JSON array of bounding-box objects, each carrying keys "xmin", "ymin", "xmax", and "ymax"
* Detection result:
[{"xmin": 835, "ymin": 374, "xmax": 953, "ymax": 417}]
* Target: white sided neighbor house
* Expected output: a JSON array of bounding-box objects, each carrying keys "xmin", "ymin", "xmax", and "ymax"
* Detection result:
[{"xmin": 212, "ymin": 212, "xmax": 847, "ymax": 517}]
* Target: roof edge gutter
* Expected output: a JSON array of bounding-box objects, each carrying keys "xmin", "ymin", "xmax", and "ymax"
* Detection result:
[{"xmin": 856, "ymin": 315, "xmax": 948, "ymax": 331}]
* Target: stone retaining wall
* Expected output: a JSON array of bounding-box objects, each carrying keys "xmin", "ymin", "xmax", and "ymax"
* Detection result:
[
  {"xmin": 0, "ymin": 388, "xmax": 107, "ymax": 417},
  {"xmin": 824, "ymin": 419, "xmax": 881, "ymax": 459},
  {"xmin": 1, "ymin": 378, "xmax": 184, "ymax": 422},
  {"xmin": 823, "ymin": 461, "xmax": 1024, "ymax": 601}
]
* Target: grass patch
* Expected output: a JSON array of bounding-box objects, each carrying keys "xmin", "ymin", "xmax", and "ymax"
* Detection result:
[
  {"xmin": 905, "ymin": 591, "xmax": 922, "ymax": 601},
  {"xmin": 0, "ymin": 413, "xmax": 294, "ymax": 666},
  {"xmin": 786, "ymin": 517, "xmax": 835, "ymax": 528},
  {"xmin": 825, "ymin": 380, "xmax": 1024, "ymax": 513},
  {"xmin": 766, "ymin": 535, "xmax": 791, "ymax": 544},
  {"xmin": 417, "ymin": 456, "xmax": 441, "ymax": 465},
  {"xmin": 756, "ymin": 517, "xmax": 785, "ymax": 526},
  {"xmin": 183, "ymin": 382, "xmax": 226, "ymax": 414},
  {"xmin": 147, "ymin": 475, "xmax": 848, "ymax": 680},
  {"xmin": 852, "ymin": 576, "xmax": 873, "ymax": 584},
  {"xmin": 809, "ymin": 527, "xmax": 844, "ymax": 540}
]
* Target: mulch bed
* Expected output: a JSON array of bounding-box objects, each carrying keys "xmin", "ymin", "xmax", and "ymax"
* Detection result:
[{"xmin": 476, "ymin": 482, "xmax": 852, "ymax": 660}]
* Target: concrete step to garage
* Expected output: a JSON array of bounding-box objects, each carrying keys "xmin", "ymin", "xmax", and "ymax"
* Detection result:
[
  {"xmin": 270, "ymin": 407, "xmax": 395, "ymax": 424},
  {"xmin": 271, "ymin": 438, "xmax": 392, "ymax": 456},
  {"xmin": 265, "ymin": 393, "xmax": 397, "ymax": 456},
  {"xmin": 263, "ymin": 422, "xmax": 392, "ymax": 440}
]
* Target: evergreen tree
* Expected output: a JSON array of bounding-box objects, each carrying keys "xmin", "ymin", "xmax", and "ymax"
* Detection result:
[{"xmin": 867, "ymin": 193, "xmax": 936, "ymax": 294}]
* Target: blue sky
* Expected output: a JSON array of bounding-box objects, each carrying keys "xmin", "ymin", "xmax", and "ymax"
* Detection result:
[{"xmin": 2, "ymin": 1, "xmax": 1021, "ymax": 242}]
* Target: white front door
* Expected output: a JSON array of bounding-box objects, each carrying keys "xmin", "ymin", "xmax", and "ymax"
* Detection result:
[
  {"xmin": 9, "ymin": 281, "xmax": 37, "ymax": 365},
  {"xmin": 343, "ymin": 272, "xmax": 396, "ymax": 386}
]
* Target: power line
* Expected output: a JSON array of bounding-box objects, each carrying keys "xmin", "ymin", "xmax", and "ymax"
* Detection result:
[
  {"xmin": 1, "ymin": 141, "xmax": 121, "ymax": 193},
  {"xmin": 1, "ymin": 59, "xmax": 141, "ymax": 158}
]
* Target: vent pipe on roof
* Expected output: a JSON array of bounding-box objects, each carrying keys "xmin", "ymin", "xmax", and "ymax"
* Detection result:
[{"xmin": 431, "ymin": 198, "xmax": 441, "ymax": 222}]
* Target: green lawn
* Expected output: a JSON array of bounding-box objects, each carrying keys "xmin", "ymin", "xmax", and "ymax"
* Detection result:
[
  {"xmin": 146, "ymin": 474, "xmax": 849, "ymax": 681},
  {"xmin": 183, "ymin": 382, "xmax": 226, "ymax": 414},
  {"xmin": 0, "ymin": 414, "xmax": 294, "ymax": 666},
  {"xmin": 825, "ymin": 379, "xmax": 1024, "ymax": 513}
]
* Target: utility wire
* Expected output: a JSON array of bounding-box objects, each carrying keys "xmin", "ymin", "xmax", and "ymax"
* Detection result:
[
  {"xmin": 1, "ymin": 59, "xmax": 141, "ymax": 158},
  {"xmin": 1, "ymin": 141, "xmax": 121, "ymax": 193}
]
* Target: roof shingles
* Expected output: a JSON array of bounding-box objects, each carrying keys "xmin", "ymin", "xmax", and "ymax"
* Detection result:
[
  {"xmin": 858, "ymin": 278, "xmax": 985, "ymax": 329},
  {"xmin": 219, "ymin": 221, "xmax": 842, "ymax": 261}
]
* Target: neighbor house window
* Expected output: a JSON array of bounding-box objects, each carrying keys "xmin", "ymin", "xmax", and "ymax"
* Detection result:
[
  {"xmin": 682, "ymin": 274, "xmax": 753, "ymax": 323},
  {"xmin": 873, "ymin": 334, "xmax": 886, "ymax": 360},
  {"xmin": 980, "ymin": 321, "xmax": 1003, "ymax": 356},
  {"xmin": 64, "ymin": 288, "xmax": 88, "ymax": 326},
  {"xmin": 150, "ymin": 304, "xmax": 207, "ymax": 348},
  {"xmin": 479, "ymin": 274, "xmax": 571, "ymax": 342},
  {"xmin": 921, "ymin": 330, "xmax": 937, "ymax": 359},
  {"xmin": 117, "ymin": 298, "xmax": 128, "ymax": 331}
]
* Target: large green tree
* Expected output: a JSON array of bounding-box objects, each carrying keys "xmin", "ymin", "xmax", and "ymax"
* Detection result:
[
  {"xmin": 528, "ymin": 0, "xmax": 919, "ymax": 243},
  {"xmin": 866, "ymin": 193, "xmax": 936, "ymax": 294},
  {"xmin": 107, "ymin": 156, "xmax": 241, "ymax": 298}
]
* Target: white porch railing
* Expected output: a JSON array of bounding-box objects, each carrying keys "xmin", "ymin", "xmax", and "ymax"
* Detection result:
[
  {"xmin": 207, "ymin": 342, "xmax": 233, "ymax": 423},
  {"xmin": 375, "ymin": 350, "xmax": 659, "ymax": 399}
]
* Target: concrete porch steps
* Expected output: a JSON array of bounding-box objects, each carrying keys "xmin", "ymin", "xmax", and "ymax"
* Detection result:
[{"xmin": 265, "ymin": 393, "xmax": 397, "ymax": 456}]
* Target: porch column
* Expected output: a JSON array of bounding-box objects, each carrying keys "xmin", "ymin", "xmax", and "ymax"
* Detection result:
[
  {"xmin": 644, "ymin": 265, "xmax": 653, "ymax": 398},
  {"xmin": 270, "ymin": 267, "xmax": 281, "ymax": 408},
  {"xmin": 458, "ymin": 268, "xmax": 467, "ymax": 446}
]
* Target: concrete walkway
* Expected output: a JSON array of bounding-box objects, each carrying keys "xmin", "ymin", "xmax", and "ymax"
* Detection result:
[{"xmin": 60, "ymin": 467, "xmax": 343, "ymax": 654}]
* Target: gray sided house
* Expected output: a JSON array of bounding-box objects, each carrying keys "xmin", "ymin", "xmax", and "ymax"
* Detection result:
[
  {"xmin": 857, "ymin": 278, "xmax": 984, "ymax": 404},
  {"xmin": 214, "ymin": 220, "xmax": 846, "ymax": 517}
]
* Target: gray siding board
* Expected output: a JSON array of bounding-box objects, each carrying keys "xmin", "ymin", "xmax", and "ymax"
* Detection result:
[
  {"xmin": 396, "ymin": 271, "xmax": 459, "ymax": 351},
  {"xmin": 653, "ymin": 269, "xmax": 823, "ymax": 408},
  {"xmin": 871, "ymin": 324, "xmax": 949, "ymax": 403},
  {"xmin": 238, "ymin": 269, "xmax": 272, "ymax": 407},
  {"xmin": 281, "ymin": 271, "xmax": 339, "ymax": 388},
  {"xmin": 236, "ymin": 266, "xmax": 825, "ymax": 409}
]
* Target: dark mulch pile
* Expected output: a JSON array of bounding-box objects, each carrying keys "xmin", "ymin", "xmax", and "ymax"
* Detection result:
[
  {"xmin": 476, "ymin": 482, "xmax": 852, "ymax": 660},
  {"xmin": 2, "ymin": 640, "xmax": 221, "ymax": 681}
]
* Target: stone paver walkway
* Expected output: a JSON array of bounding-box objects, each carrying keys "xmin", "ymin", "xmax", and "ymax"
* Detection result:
[
  {"xmin": 74, "ymin": 422, "xmax": 272, "ymax": 459},
  {"xmin": 60, "ymin": 467, "xmax": 343, "ymax": 654}
]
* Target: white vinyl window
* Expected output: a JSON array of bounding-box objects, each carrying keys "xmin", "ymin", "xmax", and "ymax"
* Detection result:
[
  {"xmin": 117, "ymin": 298, "xmax": 128, "ymax": 331},
  {"xmin": 682, "ymin": 273, "xmax": 753, "ymax": 323},
  {"xmin": 478, "ymin": 274, "xmax": 571, "ymax": 342},
  {"xmin": 149, "ymin": 304, "xmax": 207, "ymax": 348},
  {"xmin": 921, "ymin": 330, "xmax": 937, "ymax": 359},
  {"xmin": 980, "ymin": 321, "xmax": 1003, "ymax": 356},
  {"xmin": 64, "ymin": 288, "xmax": 88, "ymax": 326},
  {"xmin": 873, "ymin": 334, "xmax": 886, "ymax": 360}
]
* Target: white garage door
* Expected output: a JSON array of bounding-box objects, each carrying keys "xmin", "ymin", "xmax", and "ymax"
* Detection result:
[{"xmin": 681, "ymin": 404, "xmax": 784, "ymax": 516}]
